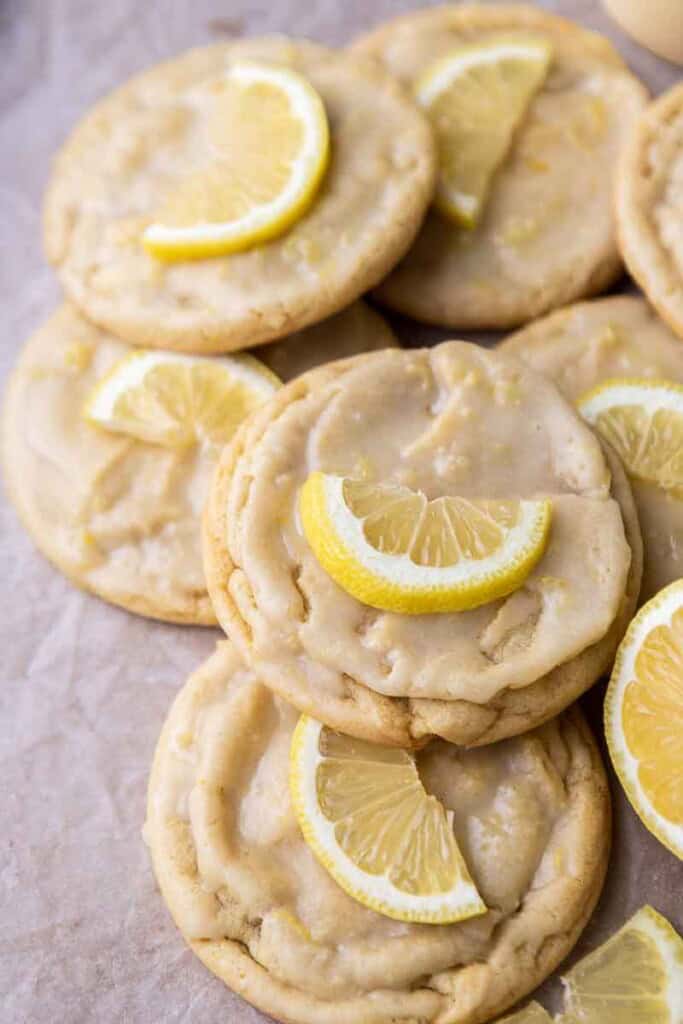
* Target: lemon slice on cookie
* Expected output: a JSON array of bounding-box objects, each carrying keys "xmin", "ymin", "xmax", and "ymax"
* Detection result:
[
  {"xmin": 415, "ymin": 36, "xmax": 552, "ymax": 227},
  {"xmin": 85, "ymin": 350, "xmax": 279, "ymax": 447},
  {"xmin": 289, "ymin": 714, "xmax": 486, "ymax": 924},
  {"xmin": 605, "ymin": 580, "xmax": 683, "ymax": 861},
  {"xmin": 143, "ymin": 62, "xmax": 330, "ymax": 260},
  {"xmin": 578, "ymin": 378, "xmax": 683, "ymax": 494},
  {"xmin": 562, "ymin": 906, "xmax": 683, "ymax": 1023},
  {"xmin": 299, "ymin": 473, "xmax": 551, "ymax": 613}
]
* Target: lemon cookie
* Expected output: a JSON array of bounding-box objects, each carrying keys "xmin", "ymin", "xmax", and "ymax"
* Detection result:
[
  {"xmin": 44, "ymin": 38, "xmax": 435, "ymax": 353},
  {"xmin": 617, "ymin": 82, "xmax": 683, "ymax": 340},
  {"xmin": 351, "ymin": 5, "xmax": 648, "ymax": 330},
  {"xmin": 502, "ymin": 295, "xmax": 683, "ymax": 600},
  {"xmin": 204, "ymin": 342, "xmax": 640, "ymax": 746},
  {"xmin": 146, "ymin": 641, "xmax": 610, "ymax": 1024},
  {"xmin": 1, "ymin": 302, "xmax": 396, "ymax": 624}
]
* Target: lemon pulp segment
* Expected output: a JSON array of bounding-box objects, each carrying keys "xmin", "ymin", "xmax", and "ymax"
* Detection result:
[
  {"xmin": 579, "ymin": 378, "xmax": 683, "ymax": 496},
  {"xmin": 84, "ymin": 349, "xmax": 279, "ymax": 447}
]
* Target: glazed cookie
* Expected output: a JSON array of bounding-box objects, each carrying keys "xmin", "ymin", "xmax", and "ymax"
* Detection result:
[
  {"xmin": 501, "ymin": 295, "xmax": 683, "ymax": 601},
  {"xmin": 351, "ymin": 5, "xmax": 648, "ymax": 329},
  {"xmin": 204, "ymin": 342, "xmax": 638, "ymax": 746},
  {"xmin": 146, "ymin": 642, "xmax": 610, "ymax": 1024},
  {"xmin": 2, "ymin": 302, "xmax": 396, "ymax": 625},
  {"xmin": 616, "ymin": 82, "xmax": 683, "ymax": 339},
  {"xmin": 44, "ymin": 38, "xmax": 435, "ymax": 353}
]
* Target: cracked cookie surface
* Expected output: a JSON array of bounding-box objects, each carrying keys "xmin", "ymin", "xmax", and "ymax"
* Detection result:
[
  {"xmin": 203, "ymin": 342, "xmax": 640, "ymax": 745},
  {"xmin": 145, "ymin": 641, "xmax": 610, "ymax": 1024},
  {"xmin": 43, "ymin": 38, "xmax": 435, "ymax": 353},
  {"xmin": 1, "ymin": 302, "xmax": 396, "ymax": 624}
]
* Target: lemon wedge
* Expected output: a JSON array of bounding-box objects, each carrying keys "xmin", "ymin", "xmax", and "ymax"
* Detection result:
[
  {"xmin": 561, "ymin": 906, "xmax": 683, "ymax": 1023},
  {"xmin": 289, "ymin": 714, "xmax": 486, "ymax": 924},
  {"xmin": 578, "ymin": 378, "xmax": 683, "ymax": 495},
  {"xmin": 299, "ymin": 473, "xmax": 552, "ymax": 614},
  {"xmin": 143, "ymin": 62, "xmax": 330, "ymax": 261},
  {"xmin": 605, "ymin": 579, "xmax": 683, "ymax": 860},
  {"xmin": 415, "ymin": 36, "xmax": 552, "ymax": 227},
  {"xmin": 84, "ymin": 350, "xmax": 279, "ymax": 447}
]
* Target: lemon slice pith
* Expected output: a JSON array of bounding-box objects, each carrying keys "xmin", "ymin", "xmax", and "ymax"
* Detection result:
[
  {"xmin": 299, "ymin": 473, "xmax": 552, "ymax": 614},
  {"xmin": 84, "ymin": 349, "xmax": 280, "ymax": 447},
  {"xmin": 561, "ymin": 906, "xmax": 683, "ymax": 1023},
  {"xmin": 415, "ymin": 36, "xmax": 553, "ymax": 227},
  {"xmin": 289, "ymin": 714, "xmax": 486, "ymax": 924},
  {"xmin": 605, "ymin": 579, "xmax": 683, "ymax": 861},
  {"xmin": 142, "ymin": 62, "xmax": 330, "ymax": 261},
  {"xmin": 578, "ymin": 378, "xmax": 683, "ymax": 495}
]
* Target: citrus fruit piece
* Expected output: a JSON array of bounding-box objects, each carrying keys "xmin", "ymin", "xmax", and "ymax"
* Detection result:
[
  {"xmin": 415, "ymin": 36, "xmax": 552, "ymax": 227},
  {"xmin": 289, "ymin": 714, "xmax": 486, "ymax": 924},
  {"xmin": 143, "ymin": 62, "xmax": 329, "ymax": 260},
  {"xmin": 605, "ymin": 579, "xmax": 683, "ymax": 860},
  {"xmin": 560, "ymin": 906, "xmax": 683, "ymax": 1023},
  {"xmin": 578, "ymin": 378, "xmax": 683, "ymax": 496},
  {"xmin": 85, "ymin": 350, "xmax": 279, "ymax": 447},
  {"xmin": 299, "ymin": 472, "xmax": 552, "ymax": 614}
]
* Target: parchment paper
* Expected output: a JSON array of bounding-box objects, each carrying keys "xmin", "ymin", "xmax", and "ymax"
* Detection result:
[{"xmin": 1, "ymin": 2, "xmax": 681, "ymax": 1021}]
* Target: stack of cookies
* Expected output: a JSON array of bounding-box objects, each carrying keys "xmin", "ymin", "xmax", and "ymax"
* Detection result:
[{"xmin": 4, "ymin": 5, "xmax": 683, "ymax": 1023}]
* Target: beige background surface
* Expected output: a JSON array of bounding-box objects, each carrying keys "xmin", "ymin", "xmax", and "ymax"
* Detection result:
[{"xmin": 0, "ymin": 2, "xmax": 681, "ymax": 1021}]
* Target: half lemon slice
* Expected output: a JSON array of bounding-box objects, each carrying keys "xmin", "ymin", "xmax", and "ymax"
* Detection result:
[
  {"xmin": 85, "ymin": 350, "xmax": 279, "ymax": 447},
  {"xmin": 299, "ymin": 473, "xmax": 552, "ymax": 613},
  {"xmin": 289, "ymin": 714, "xmax": 486, "ymax": 924},
  {"xmin": 605, "ymin": 579, "xmax": 683, "ymax": 860},
  {"xmin": 415, "ymin": 36, "xmax": 552, "ymax": 227},
  {"xmin": 578, "ymin": 378, "xmax": 683, "ymax": 495},
  {"xmin": 561, "ymin": 906, "xmax": 683, "ymax": 1023},
  {"xmin": 143, "ymin": 62, "xmax": 330, "ymax": 260}
]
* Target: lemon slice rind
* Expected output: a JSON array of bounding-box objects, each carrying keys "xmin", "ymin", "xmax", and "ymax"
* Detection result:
[
  {"xmin": 142, "ymin": 62, "xmax": 330, "ymax": 260},
  {"xmin": 84, "ymin": 349, "xmax": 280, "ymax": 446},
  {"xmin": 289, "ymin": 714, "xmax": 487, "ymax": 924},
  {"xmin": 299, "ymin": 472, "xmax": 552, "ymax": 614},
  {"xmin": 604, "ymin": 580, "xmax": 683, "ymax": 861},
  {"xmin": 415, "ymin": 37, "xmax": 552, "ymax": 227},
  {"xmin": 579, "ymin": 377, "xmax": 683, "ymax": 423}
]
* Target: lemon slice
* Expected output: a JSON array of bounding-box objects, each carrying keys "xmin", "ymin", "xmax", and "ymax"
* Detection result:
[
  {"xmin": 605, "ymin": 579, "xmax": 683, "ymax": 860},
  {"xmin": 578, "ymin": 378, "xmax": 683, "ymax": 496},
  {"xmin": 289, "ymin": 714, "xmax": 486, "ymax": 924},
  {"xmin": 561, "ymin": 906, "xmax": 683, "ymax": 1023},
  {"xmin": 85, "ymin": 350, "xmax": 279, "ymax": 447},
  {"xmin": 299, "ymin": 473, "xmax": 552, "ymax": 614},
  {"xmin": 143, "ymin": 62, "xmax": 330, "ymax": 260},
  {"xmin": 415, "ymin": 36, "xmax": 552, "ymax": 227}
]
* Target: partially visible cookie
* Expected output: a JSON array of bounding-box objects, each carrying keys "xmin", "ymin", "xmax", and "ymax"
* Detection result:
[
  {"xmin": 44, "ymin": 38, "xmax": 435, "ymax": 353},
  {"xmin": 1, "ymin": 302, "xmax": 396, "ymax": 625},
  {"xmin": 352, "ymin": 4, "xmax": 647, "ymax": 329},
  {"xmin": 501, "ymin": 295, "xmax": 683, "ymax": 600},
  {"xmin": 146, "ymin": 640, "xmax": 610, "ymax": 1024},
  {"xmin": 203, "ymin": 342, "xmax": 639, "ymax": 746},
  {"xmin": 616, "ymin": 82, "xmax": 683, "ymax": 339}
]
